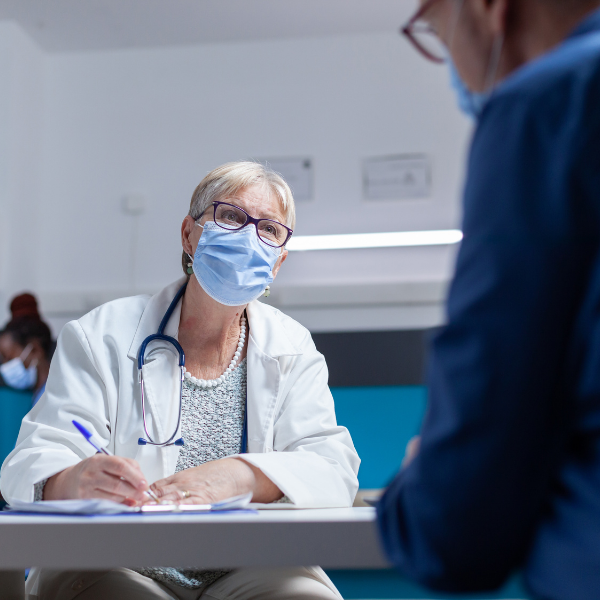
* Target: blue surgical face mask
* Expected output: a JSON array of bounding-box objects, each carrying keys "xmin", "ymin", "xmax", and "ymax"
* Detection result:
[
  {"xmin": 0, "ymin": 344, "xmax": 37, "ymax": 390},
  {"xmin": 190, "ymin": 222, "xmax": 281, "ymax": 306},
  {"xmin": 448, "ymin": 59, "xmax": 490, "ymax": 119}
]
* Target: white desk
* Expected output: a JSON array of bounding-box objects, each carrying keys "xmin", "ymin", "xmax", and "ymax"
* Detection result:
[{"xmin": 0, "ymin": 507, "xmax": 390, "ymax": 599}]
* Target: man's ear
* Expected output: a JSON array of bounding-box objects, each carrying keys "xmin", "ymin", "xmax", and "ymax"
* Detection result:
[
  {"xmin": 181, "ymin": 216, "xmax": 197, "ymax": 257},
  {"xmin": 272, "ymin": 249, "xmax": 288, "ymax": 279}
]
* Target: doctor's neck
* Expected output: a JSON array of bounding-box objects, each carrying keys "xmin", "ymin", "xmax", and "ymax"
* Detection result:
[{"xmin": 179, "ymin": 275, "xmax": 246, "ymax": 348}]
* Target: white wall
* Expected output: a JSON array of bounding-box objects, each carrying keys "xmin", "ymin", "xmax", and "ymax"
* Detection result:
[
  {"xmin": 0, "ymin": 25, "xmax": 472, "ymax": 333},
  {"xmin": 0, "ymin": 22, "xmax": 45, "ymax": 325}
]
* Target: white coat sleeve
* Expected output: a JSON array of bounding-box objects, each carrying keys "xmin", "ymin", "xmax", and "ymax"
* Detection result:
[
  {"xmin": 0, "ymin": 320, "xmax": 111, "ymax": 503},
  {"xmin": 239, "ymin": 331, "xmax": 360, "ymax": 508}
]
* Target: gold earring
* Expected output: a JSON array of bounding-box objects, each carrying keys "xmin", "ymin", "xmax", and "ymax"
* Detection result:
[{"xmin": 187, "ymin": 262, "xmax": 194, "ymax": 275}]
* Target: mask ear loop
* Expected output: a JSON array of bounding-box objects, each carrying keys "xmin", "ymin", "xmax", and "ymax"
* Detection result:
[
  {"xmin": 264, "ymin": 246, "xmax": 286, "ymax": 297},
  {"xmin": 20, "ymin": 343, "xmax": 33, "ymax": 362},
  {"xmin": 446, "ymin": 0, "xmax": 503, "ymax": 107},
  {"xmin": 19, "ymin": 344, "xmax": 38, "ymax": 376},
  {"xmin": 484, "ymin": 33, "xmax": 504, "ymax": 93},
  {"xmin": 184, "ymin": 221, "xmax": 206, "ymax": 275},
  {"xmin": 447, "ymin": 0, "xmax": 466, "ymax": 52}
]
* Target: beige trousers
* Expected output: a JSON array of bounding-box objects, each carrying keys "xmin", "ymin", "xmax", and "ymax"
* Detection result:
[{"xmin": 33, "ymin": 566, "xmax": 343, "ymax": 600}]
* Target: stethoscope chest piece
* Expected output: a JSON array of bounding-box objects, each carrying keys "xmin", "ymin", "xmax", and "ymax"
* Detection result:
[{"xmin": 138, "ymin": 437, "xmax": 185, "ymax": 447}]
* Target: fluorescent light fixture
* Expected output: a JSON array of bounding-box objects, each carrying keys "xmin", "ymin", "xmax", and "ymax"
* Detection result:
[{"xmin": 287, "ymin": 229, "xmax": 463, "ymax": 252}]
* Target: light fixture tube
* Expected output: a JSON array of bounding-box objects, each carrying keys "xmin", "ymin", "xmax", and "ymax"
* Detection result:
[{"xmin": 286, "ymin": 229, "xmax": 463, "ymax": 252}]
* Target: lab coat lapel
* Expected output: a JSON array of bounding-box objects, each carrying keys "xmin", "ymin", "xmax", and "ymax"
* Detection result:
[
  {"xmin": 128, "ymin": 277, "xmax": 187, "ymax": 479},
  {"xmin": 246, "ymin": 339, "xmax": 280, "ymax": 452},
  {"xmin": 245, "ymin": 300, "xmax": 302, "ymax": 452},
  {"xmin": 127, "ymin": 277, "xmax": 187, "ymax": 362}
]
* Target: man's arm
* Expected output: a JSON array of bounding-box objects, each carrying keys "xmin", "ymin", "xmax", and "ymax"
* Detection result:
[{"xmin": 377, "ymin": 87, "xmax": 599, "ymax": 591}]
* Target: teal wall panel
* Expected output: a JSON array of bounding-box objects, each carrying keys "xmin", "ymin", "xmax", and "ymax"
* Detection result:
[
  {"xmin": 0, "ymin": 388, "xmax": 32, "ymax": 466},
  {"xmin": 331, "ymin": 386, "xmax": 427, "ymax": 489},
  {"xmin": 329, "ymin": 387, "xmax": 530, "ymax": 599},
  {"xmin": 325, "ymin": 570, "xmax": 529, "ymax": 600}
]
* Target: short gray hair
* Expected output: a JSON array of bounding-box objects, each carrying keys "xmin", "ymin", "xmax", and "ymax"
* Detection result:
[{"xmin": 182, "ymin": 161, "xmax": 296, "ymax": 275}]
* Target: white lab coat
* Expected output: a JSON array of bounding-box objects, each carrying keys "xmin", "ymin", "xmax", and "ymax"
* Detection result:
[{"xmin": 0, "ymin": 277, "xmax": 360, "ymax": 508}]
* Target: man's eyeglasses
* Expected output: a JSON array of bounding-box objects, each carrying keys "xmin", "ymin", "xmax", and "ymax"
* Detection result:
[
  {"xmin": 198, "ymin": 201, "xmax": 293, "ymax": 249},
  {"xmin": 401, "ymin": 0, "xmax": 447, "ymax": 64}
]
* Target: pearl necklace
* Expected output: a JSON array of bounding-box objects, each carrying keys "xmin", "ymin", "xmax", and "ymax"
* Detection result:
[{"xmin": 183, "ymin": 316, "xmax": 246, "ymax": 389}]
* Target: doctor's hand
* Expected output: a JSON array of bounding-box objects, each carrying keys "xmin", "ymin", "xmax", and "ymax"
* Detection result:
[
  {"xmin": 148, "ymin": 457, "xmax": 283, "ymax": 505},
  {"xmin": 44, "ymin": 454, "xmax": 150, "ymax": 506}
]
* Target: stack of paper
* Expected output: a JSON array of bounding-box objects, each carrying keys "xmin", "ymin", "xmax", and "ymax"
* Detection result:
[{"xmin": 5, "ymin": 492, "xmax": 253, "ymax": 515}]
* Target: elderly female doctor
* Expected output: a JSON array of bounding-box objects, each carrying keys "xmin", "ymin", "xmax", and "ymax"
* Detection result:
[{"xmin": 1, "ymin": 161, "xmax": 359, "ymax": 600}]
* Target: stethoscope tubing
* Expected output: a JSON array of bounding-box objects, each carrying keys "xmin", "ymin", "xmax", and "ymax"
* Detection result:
[
  {"xmin": 137, "ymin": 282, "xmax": 188, "ymax": 447},
  {"xmin": 136, "ymin": 280, "xmax": 248, "ymax": 452},
  {"xmin": 138, "ymin": 364, "xmax": 185, "ymax": 447}
]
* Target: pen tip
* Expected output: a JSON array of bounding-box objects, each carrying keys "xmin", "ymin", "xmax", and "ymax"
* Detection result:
[{"xmin": 72, "ymin": 420, "xmax": 91, "ymax": 438}]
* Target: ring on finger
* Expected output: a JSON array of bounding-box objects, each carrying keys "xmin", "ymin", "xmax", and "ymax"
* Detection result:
[{"xmin": 182, "ymin": 490, "xmax": 191, "ymax": 499}]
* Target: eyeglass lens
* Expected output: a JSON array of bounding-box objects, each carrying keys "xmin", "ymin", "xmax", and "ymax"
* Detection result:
[
  {"xmin": 214, "ymin": 204, "xmax": 288, "ymax": 247},
  {"xmin": 408, "ymin": 21, "xmax": 447, "ymax": 63}
]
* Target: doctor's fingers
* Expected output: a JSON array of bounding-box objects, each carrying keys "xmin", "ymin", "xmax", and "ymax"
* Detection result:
[
  {"xmin": 151, "ymin": 483, "xmax": 219, "ymax": 504},
  {"xmin": 84, "ymin": 470, "xmax": 148, "ymax": 503},
  {"xmin": 82, "ymin": 456, "xmax": 148, "ymax": 494},
  {"xmin": 94, "ymin": 455, "xmax": 148, "ymax": 489}
]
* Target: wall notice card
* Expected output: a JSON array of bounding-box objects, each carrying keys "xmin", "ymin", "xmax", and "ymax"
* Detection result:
[
  {"xmin": 363, "ymin": 154, "xmax": 431, "ymax": 200},
  {"xmin": 260, "ymin": 157, "xmax": 313, "ymax": 201}
]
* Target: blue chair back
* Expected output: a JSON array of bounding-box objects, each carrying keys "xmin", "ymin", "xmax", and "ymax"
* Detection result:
[
  {"xmin": 332, "ymin": 385, "xmax": 427, "ymax": 489},
  {"xmin": 0, "ymin": 388, "xmax": 32, "ymax": 467}
]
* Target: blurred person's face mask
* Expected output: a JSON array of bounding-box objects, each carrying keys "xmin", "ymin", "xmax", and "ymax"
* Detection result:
[
  {"xmin": 0, "ymin": 344, "xmax": 37, "ymax": 389},
  {"xmin": 188, "ymin": 222, "xmax": 280, "ymax": 306},
  {"xmin": 448, "ymin": 59, "xmax": 493, "ymax": 119}
]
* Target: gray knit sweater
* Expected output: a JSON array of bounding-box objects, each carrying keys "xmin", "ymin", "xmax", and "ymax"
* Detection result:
[{"xmin": 135, "ymin": 358, "xmax": 247, "ymax": 589}]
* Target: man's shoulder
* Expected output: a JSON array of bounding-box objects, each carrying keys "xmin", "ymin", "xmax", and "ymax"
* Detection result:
[
  {"xmin": 471, "ymin": 29, "xmax": 600, "ymax": 177},
  {"xmin": 489, "ymin": 29, "xmax": 600, "ymax": 123}
]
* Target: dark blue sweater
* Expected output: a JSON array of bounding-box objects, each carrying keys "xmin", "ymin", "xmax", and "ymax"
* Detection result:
[{"xmin": 377, "ymin": 9, "xmax": 600, "ymax": 600}]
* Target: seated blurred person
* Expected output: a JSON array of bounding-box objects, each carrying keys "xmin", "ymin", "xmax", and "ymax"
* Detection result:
[{"xmin": 0, "ymin": 293, "xmax": 54, "ymax": 407}]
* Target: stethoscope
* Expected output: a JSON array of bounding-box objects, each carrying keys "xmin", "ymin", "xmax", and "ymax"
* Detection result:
[{"xmin": 137, "ymin": 281, "xmax": 248, "ymax": 453}]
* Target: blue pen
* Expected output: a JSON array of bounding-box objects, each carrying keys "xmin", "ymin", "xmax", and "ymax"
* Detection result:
[
  {"xmin": 72, "ymin": 420, "xmax": 110, "ymax": 455},
  {"xmin": 72, "ymin": 419, "xmax": 160, "ymax": 503}
]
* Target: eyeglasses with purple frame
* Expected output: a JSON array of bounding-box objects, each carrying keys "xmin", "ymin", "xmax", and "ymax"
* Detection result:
[
  {"xmin": 198, "ymin": 201, "xmax": 294, "ymax": 249},
  {"xmin": 401, "ymin": 0, "xmax": 446, "ymax": 64}
]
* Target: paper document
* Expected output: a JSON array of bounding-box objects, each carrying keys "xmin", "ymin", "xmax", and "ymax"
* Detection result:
[
  {"xmin": 249, "ymin": 502, "xmax": 300, "ymax": 510},
  {"xmin": 5, "ymin": 492, "xmax": 253, "ymax": 515}
]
